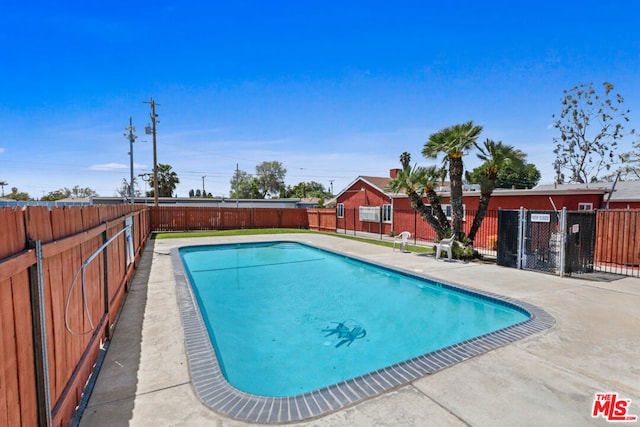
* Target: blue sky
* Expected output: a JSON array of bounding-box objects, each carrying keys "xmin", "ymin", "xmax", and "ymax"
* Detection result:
[{"xmin": 1, "ymin": 1, "xmax": 639, "ymax": 198}]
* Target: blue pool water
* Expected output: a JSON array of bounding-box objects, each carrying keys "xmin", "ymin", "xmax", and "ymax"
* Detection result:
[{"xmin": 179, "ymin": 241, "xmax": 530, "ymax": 397}]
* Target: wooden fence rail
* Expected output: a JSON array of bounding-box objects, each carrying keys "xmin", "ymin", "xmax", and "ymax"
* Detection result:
[{"xmin": 0, "ymin": 205, "xmax": 149, "ymax": 427}]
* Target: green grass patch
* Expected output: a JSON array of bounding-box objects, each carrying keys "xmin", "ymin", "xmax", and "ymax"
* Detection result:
[
  {"xmin": 152, "ymin": 228, "xmax": 433, "ymax": 253},
  {"xmin": 329, "ymin": 233, "xmax": 433, "ymax": 253}
]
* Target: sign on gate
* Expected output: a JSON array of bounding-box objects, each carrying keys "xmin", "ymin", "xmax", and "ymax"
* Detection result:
[{"xmin": 531, "ymin": 213, "xmax": 550, "ymax": 223}]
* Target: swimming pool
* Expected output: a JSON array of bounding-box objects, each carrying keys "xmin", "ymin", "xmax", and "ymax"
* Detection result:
[{"xmin": 173, "ymin": 241, "xmax": 554, "ymax": 422}]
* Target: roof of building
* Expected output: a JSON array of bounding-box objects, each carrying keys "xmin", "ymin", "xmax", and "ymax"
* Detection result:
[
  {"xmin": 533, "ymin": 181, "xmax": 640, "ymax": 201},
  {"xmin": 57, "ymin": 197, "xmax": 91, "ymax": 203},
  {"xmin": 360, "ymin": 176, "xmax": 394, "ymax": 192},
  {"xmin": 299, "ymin": 197, "xmax": 321, "ymax": 204},
  {"xmin": 337, "ymin": 175, "xmax": 455, "ymax": 199},
  {"xmin": 333, "ymin": 176, "xmax": 399, "ymax": 200},
  {"xmin": 336, "ymin": 173, "xmax": 640, "ymax": 203}
]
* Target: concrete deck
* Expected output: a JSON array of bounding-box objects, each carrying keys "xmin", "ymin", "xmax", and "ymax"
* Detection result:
[{"xmin": 79, "ymin": 233, "xmax": 640, "ymax": 426}]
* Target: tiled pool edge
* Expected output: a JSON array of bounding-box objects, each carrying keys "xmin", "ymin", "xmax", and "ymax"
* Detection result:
[{"xmin": 170, "ymin": 245, "xmax": 555, "ymax": 424}]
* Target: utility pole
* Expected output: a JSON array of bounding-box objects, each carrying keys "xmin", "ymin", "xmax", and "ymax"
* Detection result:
[
  {"xmin": 144, "ymin": 97, "xmax": 160, "ymax": 206},
  {"xmin": 202, "ymin": 176, "xmax": 206, "ymax": 197},
  {"xmin": 124, "ymin": 117, "xmax": 138, "ymax": 204},
  {"xmin": 329, "ymin": 179, "xmax": 334, "ymax": 195},
  {"xmin": 0, "ymin": 181, "xmax": 7, "ymax": 197}
]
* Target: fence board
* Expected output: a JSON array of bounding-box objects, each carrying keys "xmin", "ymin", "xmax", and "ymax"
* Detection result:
[
  {"xmin": 46, "ymin": 252, "xmax": 66, "ymax": 403},
  {"xmin": 12, "ymin": 270, "xmax": 38, "ymax": 426},
  {"xmin": 0, "ymin": 207, "xmax": 26, "ymax": 259},
  {"xmin": 106, "ymin": 223, "xmax": 125, "ymax": 312},
  {"xmin": 1, "ymin": 276, "xmax": 20, "ymax": 426},
  {"xmin": 81, "ymin": 205, "xmax": 101, "ymax": 230},
  {"xmin": 595, "ymin": 212, "xmax": 607, "ymax": 262},
  {"xmin": 25, "ymin": 206, "xmax": 54, "ymax": 243},
  {"xmin": 616, "ymin": 212, "xmax": 625, "ymax": 264},
  {"xmin": 0, "ymin": 298, "xmax": 7, "ymax": 424},
  {"xmin": 629, "ymin": 213, "xmax": 640, "ymax": 266},
  {"xmin": 52, "ymin": 208, "xmax": 82, "ymax": 403},
  {"xmin": 614, "ymin": 212, "xmax": 623, "ymax": 262},
  {"xmin": 0, "ymin": 289, "xmax": 7, "ymax": 425},
  {"xmin": 81, "ymin": 206, "xmax": 103, "ymax": 346}
]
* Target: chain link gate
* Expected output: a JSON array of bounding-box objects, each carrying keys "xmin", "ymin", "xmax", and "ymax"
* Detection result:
[
  {"xmin": 497, "ymin": 208, "xmax": 596, "ymax": 277},
  {"xmin": 522, "ymin": 210, "xmax": 562, "ymax": 274},
  {"xmin": 564, "ymin": 211, "xmax": 597, "ymax": 275},
  {"xmin": 497, "ymin": 209, "xmax": 519, "ymax": 268}
]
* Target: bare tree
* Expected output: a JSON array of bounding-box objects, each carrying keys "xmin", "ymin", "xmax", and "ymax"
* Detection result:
[
  {"xmin": 615, "ymin": 139, "xmax": 640, "ymax": 180},
  {"xmin": 552, "ymin": 82, "xmax": 635, "ymax": 183}
]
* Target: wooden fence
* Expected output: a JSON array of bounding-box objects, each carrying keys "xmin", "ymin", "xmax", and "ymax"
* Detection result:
[
  {"xmin": 0, "ymin": 205, "xmax": 149, "ymax": 426},
  {"xmin": 150, "ymin": 206, "xmax": 314, "ymax": 231},
  {"xmin": 595, "ymin": 210, "xmax": 640, "ymax": 276},
  {"xmin": 307, "ymin": 208, "xmax": 337, "ymax": 232}
]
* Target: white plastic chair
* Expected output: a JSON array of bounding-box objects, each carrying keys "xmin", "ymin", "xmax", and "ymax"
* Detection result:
[
  {"xmin": 435, "ymin": 236, "xmax": 455, "ymax": 260},
  {"xmin": 393, "ymin": 231, "xmax": 411, "ymax": 252}
]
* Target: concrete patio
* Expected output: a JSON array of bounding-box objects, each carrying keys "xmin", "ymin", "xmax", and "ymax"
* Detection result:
[{"xmin": 78, "ymin": 233, "xmax": 640, "ymax": 426}]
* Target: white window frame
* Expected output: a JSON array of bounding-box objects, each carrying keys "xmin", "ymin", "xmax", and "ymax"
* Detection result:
[
  {"xmin": 382, "ymin": 204, "xmax": 392, "ymax": 223},
  {"xmin": 578, "ymin": 202, "xmax": 593, "ymax": 211},
  {"xmin": 337, "ymin": 203, "xmax": 345, "ymax": 218}
]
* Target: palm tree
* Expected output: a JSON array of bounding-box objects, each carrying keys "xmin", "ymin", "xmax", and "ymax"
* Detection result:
[
  {"xmin": 399, "ymin": 152, "xmax": 411, "ymax": 171},
  {"xmin": 387, "ymin": 164, "xmax": 450, "ymax": 239},
  {"xmin": 467, "ymin": 139, "xmax": 524, "ymax": 243},
  {"xmin": 423, "ymin": 121, "xmax": 483, "ymax": 241},
  {"xmin": 418, "ymin": 165, "xmax": 451, "ymax": 233},
  {"xmin": 156, "ymin": 163, "xmax": 180, "ymax": 197}
]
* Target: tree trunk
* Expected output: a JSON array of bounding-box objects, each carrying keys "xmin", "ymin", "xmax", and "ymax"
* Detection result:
[
  {"xmin": 467, "ymin": 191, "xmax": 492, "ymax": 244},
  {"xmin": 449, "ymin": 157, "xmax": 464, "ymax": 240},
  {"xmin": 424, "ymin": 189, "xmax": 451, "ymax": 233},
  {"xmin": 408, "ymin": 192, "xmax": 446, "ymax": 238}
]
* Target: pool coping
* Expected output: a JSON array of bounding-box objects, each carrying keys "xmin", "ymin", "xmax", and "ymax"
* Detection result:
[{"xmin": 170, "ymin": 241, "xmax": 555, "ymax": 424}]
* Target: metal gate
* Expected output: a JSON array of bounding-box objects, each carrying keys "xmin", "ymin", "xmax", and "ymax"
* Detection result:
[
  {"xmin": 496, "ymin": 209, "xmax": 519, "ymax": 268},
  {"xmin": 564, "ymin": 211, "xmax": 597, "ymax": 275},
  {"xmin": 496, "ymin": 208, "xmax": 596, "ymax": 277},
  {"xmin": 522, "ymin": 210, "xmax": 561, "ymax": 274}
]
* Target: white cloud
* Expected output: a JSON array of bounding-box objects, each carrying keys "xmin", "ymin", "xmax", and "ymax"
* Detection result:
[
  {"xmin": 0, "ymin": 147, "xmax": 5, "ymax": 154},
  {"xmin": 89, "ymin": 163, "xmax": 128, "ymax": 171}
]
